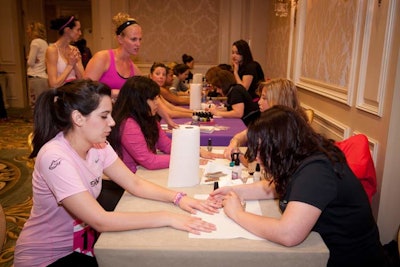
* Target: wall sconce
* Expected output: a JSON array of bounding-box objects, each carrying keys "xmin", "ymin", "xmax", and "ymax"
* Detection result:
[{"xmin": 275, "ymin": 0, "xmax": 290, "ymax": 17}]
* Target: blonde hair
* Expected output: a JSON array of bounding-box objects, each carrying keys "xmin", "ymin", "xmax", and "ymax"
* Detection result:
[
  {"xmin": 112, "ymin": 12, "xmax": 136, "ymax": 36},
  {"xmin": 258, "ymin": 78, "xmax": 302, "ymax": 111},
  {"xmin": 28, "ymin": 22, "xmax": 47, "ymax": 40}
]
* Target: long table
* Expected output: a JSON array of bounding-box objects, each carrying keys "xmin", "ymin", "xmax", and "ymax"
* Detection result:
[
  {"xmin": 94, "ymin": 162, "xmax": 329, "ymax": 267},
  {"xmin": 163, "ymin": 117, "xmax": 247, "ymax": 146}
]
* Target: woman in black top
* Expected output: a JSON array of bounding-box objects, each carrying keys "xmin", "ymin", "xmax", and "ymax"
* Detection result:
[
  {"xmin": 205, "ymin": 66, "xmax": 259, "ymax": 126},
  {"xmin": 210, "ymin": 106, "xmax": 388, "ymax": 267},
  {"xmin": 232, "ymin": 39, "xmax": 265, "ymax": 101}
]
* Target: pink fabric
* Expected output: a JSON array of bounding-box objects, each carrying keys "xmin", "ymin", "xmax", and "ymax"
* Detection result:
[
  {"xmin": 121, "ymin": 118, "xmax": 171, "ymax": 173},
  {"xmin": 335, "ymin": 134, "xmax": 377, "ymax": 203},
  {"xmin": 14, "ymin": 132, "xmax": 118, "ymax": 267},
  {"xmin": 99, "ymin": 49, "xmax": 135, "ymax": 90}
]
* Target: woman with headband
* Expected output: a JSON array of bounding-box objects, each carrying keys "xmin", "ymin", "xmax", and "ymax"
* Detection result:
[
  {"xmin": 84, "ymin": 12, "xmax": 178, "ymax": 129},
  {"xmin": 46, "ymin": 15, "xmax": 84, "ymax": 88},
  {"xmin": 84, "ymin": 12, "xmax": 142, "ymax": 101}
]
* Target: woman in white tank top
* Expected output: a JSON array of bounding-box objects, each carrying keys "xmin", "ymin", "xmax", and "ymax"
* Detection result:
[{"xmin": 46, "ymin": 15, "xmax": 84, "ymax": 88}]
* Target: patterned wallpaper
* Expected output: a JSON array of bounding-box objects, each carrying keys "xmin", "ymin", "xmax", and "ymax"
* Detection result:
[
  {"xmin": 128, "ymin": 0, "xmax": 220, "ymax": 65},
  {"xmin": 264, "ymin": 0, "xmax": 291, "ymax": 80},
  {"xmin": 301, "ymin": 0, "xmax": 356, "ymax": 87}
]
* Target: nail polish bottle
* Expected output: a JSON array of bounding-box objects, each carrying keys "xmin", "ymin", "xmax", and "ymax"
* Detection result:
[
  {"xmin": 231, "ymin": 155, "xmax": 242, "ymax": 180},
  {"xmin": 253, "ymin": 163, "xmax": 261, "ymax": 182}
]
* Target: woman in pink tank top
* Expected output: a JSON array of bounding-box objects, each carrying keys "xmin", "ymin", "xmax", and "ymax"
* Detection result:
[
  {"xmin": 46, "ymin": 15, "xmax": 84, "ymax": 88},
  {"xmin": 84, "ymin": 12, "xmax": 142, "ymax": 101}
]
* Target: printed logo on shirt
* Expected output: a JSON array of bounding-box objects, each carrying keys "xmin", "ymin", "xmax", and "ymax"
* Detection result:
[
  {"xmin": 90, "ymin": 176, "xmax": 100, "ymax": 187},
  {"xmin": 49, "ymin": 158, "xmax": 62, "ymax": 170}
]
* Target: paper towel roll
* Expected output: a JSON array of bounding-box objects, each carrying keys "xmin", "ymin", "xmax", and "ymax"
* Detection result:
[
  {"xmin": 192, "ymin": 73, "xmax": 203, "ymax": 84},
  {"xmin": 190, "ymin": 83, "xmax": 202, "ymax": 110},
  {"xmin": 168, "ymin": 125, "xmax": 200, "ymax": 187}
]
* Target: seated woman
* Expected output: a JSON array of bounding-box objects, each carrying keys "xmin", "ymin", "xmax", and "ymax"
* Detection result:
[
  {"xmin": 170, "ymin": 63, "xmax": 190, "ymax": 95},
  {"xmin": 149, "ymin": 62, "xmax": 191, "ymax": 113},
  {"xmin": 210, "ymin": 106, "xmax": 387, "ymax": 267},
  {"xmin": 223, "ymin": 78, "xmax": 307, "ymax": 160},
  {"xmin": 205, "ymin": 66, "xmax": 259, "ymax": 126},
  {"xmin": 109, "ymin": 76, "xmax": 222, "ymax": 173},
  {"xmin": 14, "ymin": 79, "xmax": 218, "ymax": 267}
]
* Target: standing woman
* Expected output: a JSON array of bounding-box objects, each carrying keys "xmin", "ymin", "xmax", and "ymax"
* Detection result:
[
  {"xmin": 232, "ymin": 39, "xmax": 265, "ymax": 101},
  {"xmin": 46, "ymin": 16, "xmax": 84, "ymax": 88},
  {"xmin": 84, "ymin": 12, "xmax": 142, "ymax": 101},
  {"xmin": 26, "ymin": 22, "xmax": 49, "ymax": 108},
  {"xmin": 14, "ymin": 79, "xmax": 218, "ymax": 267}
]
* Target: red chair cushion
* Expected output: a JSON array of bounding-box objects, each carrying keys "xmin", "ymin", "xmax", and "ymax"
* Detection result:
[{"xmin": 335, "ymin": 134, "xmax": 377, "ymax": 203}]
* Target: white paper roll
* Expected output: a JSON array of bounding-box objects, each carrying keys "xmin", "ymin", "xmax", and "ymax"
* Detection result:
[
  {"xmin": 168, "ymin": 125, "xmax": 200, "ymax": 187},
  {"xmin": 189, "ymin": 83, "xmax": 202, "ymax": 110},
  {"xmin": 192, "ymin": 73, "xmax": 203, "ymax": 84}
]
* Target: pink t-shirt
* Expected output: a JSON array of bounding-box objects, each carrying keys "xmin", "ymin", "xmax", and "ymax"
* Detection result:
[
  {"xmin": 99, "ymin": 49, "xmax": 135, "ymax": 90},
  {"xmin": 121, "ymin": 117, "xmax": 171, "ymax": 173},
  {"xmin": 14, "ymin": 132, "xmax": 118, "ymax": 267}
]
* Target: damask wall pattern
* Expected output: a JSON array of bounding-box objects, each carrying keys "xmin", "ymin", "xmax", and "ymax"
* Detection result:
[
  {"xmin": 128, "ymin": 0, "xmax": 220, "ymax": 65},
  {"xmin": 264, "ymin": 1, "xmax": 291, "ymax": 80},
  {"xmin": 301, "ymin": 0, "xmax": 356, "ymax": 88}
]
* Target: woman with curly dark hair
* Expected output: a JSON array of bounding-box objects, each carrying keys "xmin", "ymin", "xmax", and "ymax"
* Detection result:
[{"xmin": 210, "ymin": 105, "xmax": 388, "ymax": 267}]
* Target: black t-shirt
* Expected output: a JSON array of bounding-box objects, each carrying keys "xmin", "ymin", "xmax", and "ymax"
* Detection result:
[
  {"xmin": 225, "ymin": 84, "xmax": 259, "ymax": 126},
  {"xmin": 238, "ymin": 61, "xmax": 265, "ymax": 99},
  {"xmin": 279, "ymin": 154, "xmax": 386, "ymax": 267}
]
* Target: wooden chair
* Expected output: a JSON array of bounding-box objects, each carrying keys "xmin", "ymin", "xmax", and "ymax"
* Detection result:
[{"xmin": 304, "ymin": 108, "xmax": 314, "ymax": 124}]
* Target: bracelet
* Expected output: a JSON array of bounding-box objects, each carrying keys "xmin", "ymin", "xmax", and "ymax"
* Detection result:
[{"xmin": 173, "ymin": 192, "xmax": 187, "ymax": 206}]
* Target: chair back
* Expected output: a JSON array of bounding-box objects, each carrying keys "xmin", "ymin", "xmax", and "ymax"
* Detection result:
[
  {"xmin": 304, "ymin": 109, "xmax": 314, "ymax": 124},
  {"xmin": 335, "ymin": 134, "xmax": 377, "ymax": 203}
]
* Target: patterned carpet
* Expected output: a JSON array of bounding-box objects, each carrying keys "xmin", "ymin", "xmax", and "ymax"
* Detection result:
[{"xmin": 0, "ymin": 108, "xmax": 34, "ymax": 267}]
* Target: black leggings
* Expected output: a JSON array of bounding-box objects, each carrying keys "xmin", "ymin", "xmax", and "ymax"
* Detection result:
[{"xmin": 47, "ymin": 252, "xmax": 98, "ymax": 267}]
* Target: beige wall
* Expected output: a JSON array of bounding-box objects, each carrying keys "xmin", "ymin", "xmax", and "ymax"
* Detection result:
[{"xmin": 1, "ymin": 0, "xmax": 399, "ymax": 244}]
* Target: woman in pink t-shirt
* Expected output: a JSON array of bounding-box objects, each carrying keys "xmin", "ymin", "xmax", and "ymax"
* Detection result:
[{"xmin": 14, "ymin": 79, "xmax": 219, "ymax": 267}]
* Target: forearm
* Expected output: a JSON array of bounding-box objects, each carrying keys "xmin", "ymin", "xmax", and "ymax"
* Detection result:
[
  {"xmin": 230, "ymin": 130, "xmax": 247, "ymax": 147},
  {"xmin": 235, "ymin": 180, "xmax": 275, "ymax": 200},
  {"xmin": 74, "ymin": 62, "xmax": 84, "ymax": 79},
  {"xmin": 48, "ymin": 64, "xmax": 75, "ymax": 88},
  {"xmin": 214, "ymin": 109, "xmax": 242, "ymax": 118}
]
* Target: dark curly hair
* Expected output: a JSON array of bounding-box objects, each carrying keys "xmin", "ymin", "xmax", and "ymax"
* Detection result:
[
  {"xmin": 246, "ymin": 105, "xmax": 346, "ymax": 196},
  {"xmin": 109, "ymin": 76, "xmax": 160, "ymax": 157}
]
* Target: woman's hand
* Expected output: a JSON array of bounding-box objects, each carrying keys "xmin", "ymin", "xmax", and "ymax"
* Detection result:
[
  {"xmin": 223, "ymin": 143, "xmax": 237, "ymax": 160},
  {"xmin": 178, "ymin": 195, "xmax": 221, "ymax": 215},
  {"xmin": 67, "ymin": 46, "xmax": 80, "ymax": 66},
  {"xmin": 168, "ymin": 213, "xmax": 216, "ymax": 235},
  {"xmin": 208, "ymin": 186, "xmax": 233, "ymax": 203},
  {"xmin": 232, "ymin": 60, "xmax": 239, "ymax": 73},
  {"xmin": 222, "ymin": 191, "xmax": 245, "ymax": 220},
  {"xmin": 200, "ymin": 149, "xmax": 225, "ymax": 159}
]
